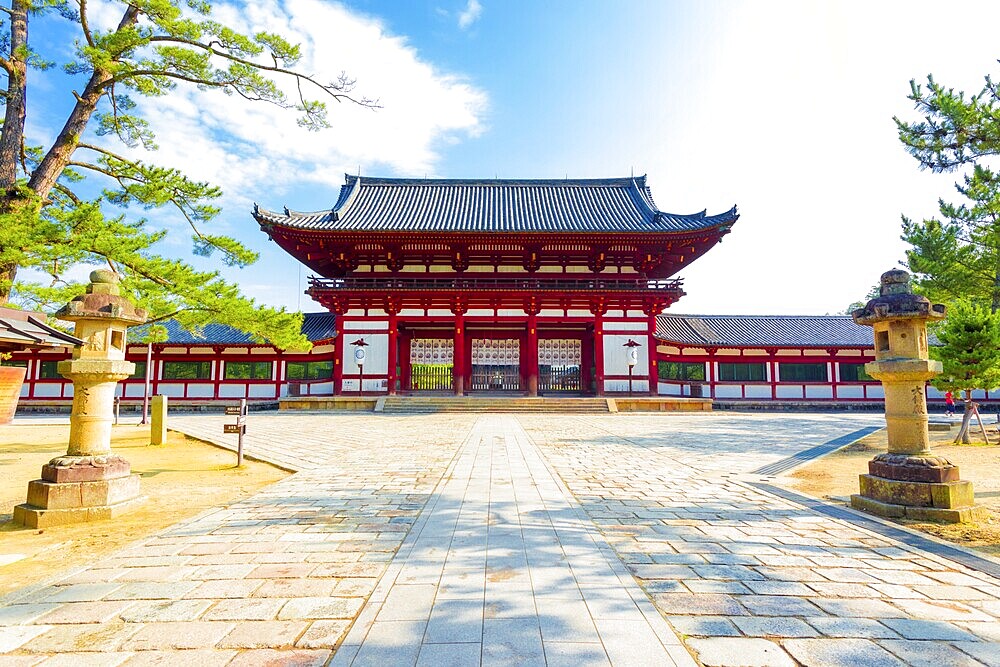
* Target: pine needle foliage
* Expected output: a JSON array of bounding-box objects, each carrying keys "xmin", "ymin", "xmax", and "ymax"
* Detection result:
[{"xmin": 0, "ymin": 0, "xmax": 376, "ymax": 347}]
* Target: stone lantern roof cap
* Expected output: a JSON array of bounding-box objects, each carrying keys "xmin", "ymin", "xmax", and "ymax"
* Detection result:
[
  {"xmin": 852, "ymin": 269, "xmax": 945, "ymax": 326},
  {"xmin": 54, "ymin": 270, "xmax": 147, "ymax": 325}
]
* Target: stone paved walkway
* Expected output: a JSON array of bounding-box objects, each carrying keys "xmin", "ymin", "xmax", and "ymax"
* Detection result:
[
  {"xmin": 0, "ymin": 412, "xmax": 998, "ymax": 666},
  {"xmin": 520, "ymin": 414, "xmax": 1000, "ymax": 667}
]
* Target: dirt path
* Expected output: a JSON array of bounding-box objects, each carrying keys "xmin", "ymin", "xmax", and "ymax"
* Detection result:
[
  {"xmin": 785, "ymin": 427, "xmax": 1000, "ymax": 557},
  {"xmin": 0, "ymin": 423, "xmax": 288, "ymax": 598}
]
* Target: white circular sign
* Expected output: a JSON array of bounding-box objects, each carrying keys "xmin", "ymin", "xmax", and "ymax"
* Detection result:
[
  {"xmin": 626, "ymin": 347, "xmax": 639, "ymax": 366},
  {"xmin": 354, "ymin": 347, "xmax": 366, "ymax": 365}
]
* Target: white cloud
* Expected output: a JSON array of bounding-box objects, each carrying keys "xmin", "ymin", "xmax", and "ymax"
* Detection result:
[
  {"xmin": 458, "ymin": 0, "xmax": 483, "ymax": 30},
  {"xmin": 109, "ymin": 0, "xmax": 486, "ymax": 216}
]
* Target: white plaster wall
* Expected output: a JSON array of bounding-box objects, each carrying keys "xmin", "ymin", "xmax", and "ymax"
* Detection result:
[
  {"xmin": 659, "ymin": 382, "xmax": 682, "ymax": 396},
  {"xmin": 805, "ymin": 385, "xmax": 834, "ymax": 399},
  {"xmin": 926, "ymin": 386, "xmax": 944, "ymax": 399},
  {"xmin": 65, "ymin": 385, "xmax": 73, "ymax": 397},
  {"xmin": 156, "ymin": 383, "xmax": 186, "ymax": 397},
  {"xmin": 186, "ymin": 384, "xmax": 215, "ymax": 398},
  {"xmin": 837, "ymin": 386, "xmax": 864, "ymax": 399},
  {"xmin": 604, "ymin": 379, "xmax": 648, "ymax": 393},
  {"xmin": 344, "ymin": 333, "xmax": 389, "ymax": 375},
  {"xmin": 249, "ymin": 384, "xmax": 276, "ymax": 398},
  {"xmin": 219, "ymin": 384, "xmax": 247, "ymax": 398},
  {"xmin": 32, "ymin": 384, "xmax": 61, "ymax": 398},
  {"xmin": 307, "ymin": 382, "xmax": 335, "ymax": 395},
  {"xmin": 776, "ymin": 385, "xmax": 804, "ymax": 399},
  {"xmin": 603, "ymin": 321, "xmax": 647, "ymax": 332},
  {"xmin": 19, "ymin": 384, "xmax": 28, "ymax": 397},
  {"xmin": 867, "ymin": 385, "xmax": 885, "ymax": 399},
  {"xmin": 714, "ymin": 385, "xmax": 742, "ymax": 398},
  {"xmin": 744, "ymin": 385, "xmax": 771, "ymax": 399},
  {"xmin": 602, "ymin": 334, "xmax": 650, "ymax": 376},
  {"xmin": 342, "ymin": 320, "xmax": 388, "ymax": 330}
]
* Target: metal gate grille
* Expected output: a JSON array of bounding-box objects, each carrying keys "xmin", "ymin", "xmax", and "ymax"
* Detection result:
[
  {"xmin": 538, "ymin": 339, "xmax": 581, "ymax": 393},
  {"xmin": 471, "ymin": 364, "xmax": 521, "ymax": 391},
  {"xmin": 410, "ymin": 364, "xmax": 453, "ymax": 391},
  {"xmin": 410, "ymin": 339, "xmax": 454, "ymax": 391},
  {"xmin": 539, "ymin": 364, "xmax": 581, "ymax": 392},
  {"xmin": 470, "ymin": 339, "xmax": 520, "ymax": 392}
]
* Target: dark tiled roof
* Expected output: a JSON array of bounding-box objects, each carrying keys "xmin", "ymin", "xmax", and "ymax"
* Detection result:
[
  {"xmin": 129, "ymin": 313, "xmax": 337, "ymax": 345},
  {"xmin": 656, "ymin": 314, "xmax": 874, "ymax": 348},
  {"xmin": 254, "ymin": 175, "xmax": 738, "ymax": 234},
  {"xmin": 0, "ymin": 311, "xmax": 82, "ymax": 351}
]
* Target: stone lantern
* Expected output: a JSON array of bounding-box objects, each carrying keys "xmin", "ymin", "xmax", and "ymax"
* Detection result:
[
  {"xmin": 14, "ymin": 270, "xmax": 148, "ymax": 528},
  {"xmin": 851, "ymin": 269, "xmax": 982, "ymax": 523}
]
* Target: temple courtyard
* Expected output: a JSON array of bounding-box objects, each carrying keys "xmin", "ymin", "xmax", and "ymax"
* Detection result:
[{"xmin": 1, "ymin": 412, "xmax": 999, "ymax": 666}]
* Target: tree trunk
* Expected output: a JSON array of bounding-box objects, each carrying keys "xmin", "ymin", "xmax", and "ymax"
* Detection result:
[
  {"xmin": 26, "ymin": 5, "xmax": 139, "ymax": 200},
  {"xmin": 954, "ymin": 391, "xmax": 974, "ymax": 444},
  {"xmin": 0, "ymin": 1, "xmax": 28, "ymax": 190}
]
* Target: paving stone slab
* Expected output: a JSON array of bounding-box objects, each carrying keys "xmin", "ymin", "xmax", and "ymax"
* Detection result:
[
  {"xmin": 783, "ymin": 638, "xmax": 906, "ymax": 667},
  {"xmin": 687, "ymin": 637, "xmax": 795, "ymax": 667}
]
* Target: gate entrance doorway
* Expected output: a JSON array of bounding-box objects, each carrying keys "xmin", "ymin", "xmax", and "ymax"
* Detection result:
[
  {"xmin": 470, "ymin": 338, "xmax": 520, "ymax": 392},
  {"xmin": 538, "ymin": 339, "xmax": 582, "ymax": 393},
  {"xmin": 409, "ymin": 339, "xmax": 453, "ymax": 391}
]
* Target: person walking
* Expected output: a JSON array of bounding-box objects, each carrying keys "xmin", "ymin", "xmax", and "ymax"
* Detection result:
[{"xmin": 945, "ymin": 390, "xmax": 955, "ymax": 417}]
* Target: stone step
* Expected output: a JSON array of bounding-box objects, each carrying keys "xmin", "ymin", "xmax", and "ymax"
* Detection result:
[{"xmin": 379, "ymin": 397, "xmax": 611, "ymax": 414}]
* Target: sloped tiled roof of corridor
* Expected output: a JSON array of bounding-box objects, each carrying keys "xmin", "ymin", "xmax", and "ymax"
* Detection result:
[
  {"xmin": 128, "ymin": 313, "xmax": 337, "ymax": 345},
  {"xmin": 656, "ymin": 314, "xmax": 874, "ymax": 348},
  {"xmin": 254, "ymin": 175, "xmax": 739, "ymax": 234}
]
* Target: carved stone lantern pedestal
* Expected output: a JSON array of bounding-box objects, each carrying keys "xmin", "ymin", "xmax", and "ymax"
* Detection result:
[
  {"xmin": 14, "ymin": 270, "xmax": 147, "ymax": 528},
  {"xmin": 850, "ymin": 270, "xmax": 984, "ymax": 523}
]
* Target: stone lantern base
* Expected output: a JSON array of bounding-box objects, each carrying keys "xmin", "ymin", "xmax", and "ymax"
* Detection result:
[
  {"xmin": 13, "ymin": 455, "xmax": 144, "ymax": 528},
  {"xmin": 850, "ymin": 454, "xmax": 985, "ymax": 523}
]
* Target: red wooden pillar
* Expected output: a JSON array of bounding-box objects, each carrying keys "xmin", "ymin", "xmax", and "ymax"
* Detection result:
[
  {"xmin": 400, "ymin": 331, "xmax": 412, "ymax": 392},
  {"xmin": 454, "ymin": 309, "xmax": 466, "ymax": 396},
  {"xmin": 387, "ymin": 309, "xmax": 398, "ymax": 395},
  {"xmin": 647, "ymin": 313, "xmax": 659, "ymax": 396},
  {"xmin": 333, "ymin": 331, "xmax": 343, "ymax": 396},
  {"xmin": 593, "ymin": 309, "xmax": 605, "ymax": 396},
  {"xmin": 526, "ymin": 312, "xmax": 539, "ymax": 397},
  {"xmin": 707, "ymin": 348, "xmax": 717, "ymax": 399}
]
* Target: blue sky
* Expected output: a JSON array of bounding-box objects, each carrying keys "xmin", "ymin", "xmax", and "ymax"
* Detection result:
[{"xmin": 26, "ymin": 0, "xmax": 1000, "ymax": 315}]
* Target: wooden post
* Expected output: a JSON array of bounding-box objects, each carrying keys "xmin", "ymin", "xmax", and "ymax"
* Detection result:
[
  {"xmin": 526, "ymin": 312, "xmax": 538, "ymax": 397},
  {"xmin": 648, "ymin": 314, "xmax": 659, "ymax": 396},
  {"xmin": 387, "ymin": 310, "xmax": 398, "ymax": 395},
  {"xmin": 454, "ymin": 310, "xmax": 466, "ymax": 396},
  {"xmin": 594, "ymin": 311, "xmax": 605, "ymax": 396},
  {"xmin": 150, "ymin": 395, "xmax": 167, "ymax": 446},
  {"xmin": 333, "ymin": 332, "xmax": 343, "ymax": 396}
]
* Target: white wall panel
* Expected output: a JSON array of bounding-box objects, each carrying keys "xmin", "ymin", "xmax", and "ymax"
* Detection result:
[
  {"xmin": 805, "ymin": 385, "xmax": 834, "ymax": 399},
  {"xmin": 33, "ymin": 384, "xmax": 61, "ymax": 398},
  {"xmin": 219, "ymin": 384, "xmax": 246, "ymax": 398},
  {"xmin": 342, "ymin": 320, "xmax": 388, "ymax": 330},
  {"xmin": 156, "ymin": 383, "xmax": 186, "ymax": 397},
  {"xmin": 602, "ymin": 334, "xmax": 650, "ymax": 376},
  {"xmin": 837, "ymin": 386, "xmax": 864, "ymax": 399},
  {"xmin": 867, "ymin": 385, "xmax": 885, "ymax": 399},
  {"xmin": 744, "ymin": 385, "xmax": 771, "ymax": 398},
  {"xmin": 714, "ymin": 385, "xmax": 742, "ymax": 398},
  {"xmin": 343, "ymin": 333, "xmax": 388, "ymax": 375},
  {"xmin": 249, "ymin": 384, "xmax": 276, "ymax": 398},
  {"xmin": 776, "ymin": 385, "xmax": 804, "ymax": 399},
  {"xmin": 603, "ymin": 379, "xmax": 648, "ymax": 393},
  {"xmin": 186, "ymin": 384, "xmax": 215, "ymax": 398}
]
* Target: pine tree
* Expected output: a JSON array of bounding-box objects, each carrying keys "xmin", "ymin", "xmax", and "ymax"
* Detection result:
[
  {"xmin": 930, "ymin": 299, "xmax": 1000, "ymax": 443},
  {"xmin": 0, "ymin": 1, "xmax": 374, "ymax": 348},
  {"xmin": 896, "ymin": 73, "xmax": 1000, "ymax": 312}
]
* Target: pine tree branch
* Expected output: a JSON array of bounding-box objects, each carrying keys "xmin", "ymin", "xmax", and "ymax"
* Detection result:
[{"xmin": 77, "ymin": 0, "xmax": 96, "ymax": 49}]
